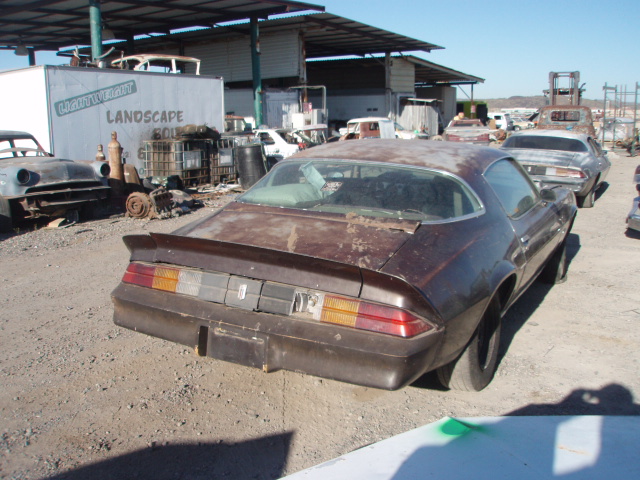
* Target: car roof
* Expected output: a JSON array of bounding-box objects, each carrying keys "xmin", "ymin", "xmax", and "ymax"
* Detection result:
[
  {"xmin": 539, "ymin": 105, "xmax": 591, "ymax": 111},
  {"xmin": 347, "ymin": 117, "xmax": 392, "ymax": 123},
  {"xmin": 0, "ymin": 130, "xmax": 37, "ymax": 140},
  {"xmin": 288, "ymin": 138, "xmax": 509, "ymax": 181},
  {"xmin": 505, "ymin": 129, "xmax": 591, "ymax": 141}
]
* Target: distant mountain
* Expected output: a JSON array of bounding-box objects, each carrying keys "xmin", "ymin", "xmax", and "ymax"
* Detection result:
[{"xmin": 477, "ymin": 96, "xmax": 603, "ymax": 110}]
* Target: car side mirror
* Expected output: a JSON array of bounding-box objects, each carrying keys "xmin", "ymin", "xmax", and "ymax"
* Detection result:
[{"xmin": 540, "ymin": 188, "xmax": 557, "ymax": 203}]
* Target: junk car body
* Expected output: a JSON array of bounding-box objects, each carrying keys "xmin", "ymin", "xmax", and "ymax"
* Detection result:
[
  {"xmin": 340, "ymin": 117, "xmax": 396, "ymax": 140},
  {"xmin": 627, "ymin": 165, "xmax": 640, "ymax": 232},
  {"xmin": 442, "ymin": 119, "xmax": 491, "ymax": 145},
  {"xmin": 535, "ymin": 105, "xmax": 596, "ymax": 137},
  {"xmin": 0, "ymin": 130, "xmax": 110, "ymax": 232},
  {"xmin": 501, "ymin": 129, "xmax": 610, "ymax": 208},
  {"xmin": 254, "ymin": 128, "xmax": 302, "ymax": 158},
  {"xmin": 111, "ymin": 54, "xmax": 201, "ymax": 75},
  {"xmin": 511, "ymin": 116, "xmax": 534, "ymax": 131},
  {"xmin": 112, "ymin": 140, "xmax": 576, "ymax": 391}
]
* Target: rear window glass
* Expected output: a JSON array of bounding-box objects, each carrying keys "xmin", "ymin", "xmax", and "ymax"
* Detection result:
[
  {"xmin": 239, "ymin": 160, "xmax": 483, "ymax": 222},
  {"xmin": 449, "ymin": 120, "xmax": 484, "ymax": 128},
  {"xmin": 502, "ymin": 135, "xmax": 587, "ymax": 153},
  {"xmin": 549, "ymin": 110, "xmax": 581, "ymax": 122}
]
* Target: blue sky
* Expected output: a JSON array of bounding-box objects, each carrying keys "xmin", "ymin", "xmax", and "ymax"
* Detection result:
[{"xmin": 1, "ymin": 0, "xmax": 638, "ymax": 100}]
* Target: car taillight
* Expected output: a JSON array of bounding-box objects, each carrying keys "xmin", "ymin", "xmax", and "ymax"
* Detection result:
[
  {"xmin": 122, "ymin": 263, "xmax": 202, "ymax": 295},
  {"xmin": 121, "ymin": 262, "xmax": 433, "ymax": 339},
  {"xmin": 319, "ymin": 294, "xmax": 432, "ymax": 338},
  {"xmin": 548, "ymin": 167, "xmax": 585, "ymax": 178}
]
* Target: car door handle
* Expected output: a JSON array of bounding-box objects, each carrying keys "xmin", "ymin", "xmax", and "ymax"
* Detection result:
[{"xmin": 521, "ymin": 235, "xmax": 530, "ymax": 247}]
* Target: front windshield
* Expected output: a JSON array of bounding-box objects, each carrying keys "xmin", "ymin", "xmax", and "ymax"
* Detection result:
[
  {"xmin": 0, "ymin": 137, "xmax": 49, "ymax": 159},
  {"xmin": 238, "ymin": 160, "xmax": 482, "ymax": 222},
  {"xmin": 503, "ymin": 136, "xmax": 588, "ymax": 153}
]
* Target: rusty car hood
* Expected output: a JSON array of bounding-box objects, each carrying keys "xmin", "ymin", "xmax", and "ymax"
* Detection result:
[
  {"xmin": 0, "ymin": 156, "xmax": 105, "ymax": 197},
  {"xmin": 176, "ymin": 202, "xmax": 420, "ymax": 270},
  {"xmin": 4, "ymin": 157, "xmax": 97, "ymax": 179}
]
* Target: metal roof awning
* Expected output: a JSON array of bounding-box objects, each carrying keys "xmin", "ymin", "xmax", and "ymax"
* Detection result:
[
  {"xmin": 406, "ymin": 55, "xmax": 484, "ymax": 86},
  {"xmin": 0, "ymin": 0, "xmax": 325, "ymax": 52},
  {"xmin": 79, "ymin": 12, "xmax": 444, "ymax": 59},
  {"xmin": 248, "ymin": 13, "xmax": 443, "ymax": 57},
  {"xmin": 306, "ymin": 55, "xmax": 482, "ymax": 87}
]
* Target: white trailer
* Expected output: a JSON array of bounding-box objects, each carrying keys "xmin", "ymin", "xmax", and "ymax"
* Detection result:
[{"xmin": 0, "ymin": 65, "xmax": 225, "ymax": 171}]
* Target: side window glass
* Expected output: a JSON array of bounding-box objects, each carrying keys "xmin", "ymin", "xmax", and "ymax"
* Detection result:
[{"xmin": 485, "ymin": 159, "xmax": 540, "ymax": 218}]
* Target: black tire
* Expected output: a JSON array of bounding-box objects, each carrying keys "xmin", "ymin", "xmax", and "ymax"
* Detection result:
[
  {"xmin": 540, "ymin": 240, "xmax": 568, "ymax": 284},
  {"xmin": 436, "ymin": 298, "xmax": 501, "ymax": 391},
  {"xmin": 0, "ymin": 195, "xmax": 12, "ymax": 233},
  {"xmin": 577, "ymin": 187, "xmax": 595, "ymax": 208},
  {"xmin": 577, "ymin": 177, "xmax": 600, "ymax": 208},
  {"xmin": 514, "ymin": 125, "xmax": 521, "ymax": 131}
]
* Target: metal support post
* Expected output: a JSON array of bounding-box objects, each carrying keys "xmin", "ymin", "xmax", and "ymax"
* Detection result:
[
  {"xmin": 89, "ymin": 0, "xmax": 103, "ymax": 64},
  {"xmin": 632, "ymin": 82, "xmax": 639, "ymax": 157},
  {"xmin": 250, "ymin": 16, "xmax": 263, "ymax": 127},
  {"xmin": 602, "ymin": 84, "xmax": 617, "ymax": 145}
]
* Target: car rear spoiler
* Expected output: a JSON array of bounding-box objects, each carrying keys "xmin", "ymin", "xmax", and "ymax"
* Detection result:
[{"xmin": 123, "ymin": 233, "xmax": 442, "ymax": 324}]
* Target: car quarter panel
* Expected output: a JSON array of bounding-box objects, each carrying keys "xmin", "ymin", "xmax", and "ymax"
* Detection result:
[{"xmin": 378, "ymin": 195, "xmax": 521, "ymax": 367}]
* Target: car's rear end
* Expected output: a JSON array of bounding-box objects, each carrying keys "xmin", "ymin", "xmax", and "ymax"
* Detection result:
[
  {"xmin": 501, "ymin": 132, "xmax": 601, "ymax": 197},
  {"xmin": 112, "ymin": 233, "xmax": 445, "ymax": 390},
  {"xmin": 444, "ymin": 121, "xmax": 490, "ymax": 145},
  {"xmin": 507, "ymin": 149, "xmax": 594, "ymax": 197}
]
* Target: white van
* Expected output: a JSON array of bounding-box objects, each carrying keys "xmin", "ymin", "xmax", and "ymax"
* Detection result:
[{"xmin": 488, "ymin": 112, "xmax": 513, "ymax": 131}]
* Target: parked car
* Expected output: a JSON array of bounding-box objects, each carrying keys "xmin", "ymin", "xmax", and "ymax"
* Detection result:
[
  {"xmin": 511, "ymin": 116, "xmax": 534, "ymax": 131},
  {"xmin": 488, "ymin": 112, "xmax": 514, "ymax": 131},
  {"xmin": 339, "ymin": 117, "xmax": 396, "ymax": 140},
  {"xmin": 254, "ymin": 128, "xmax": 302, "ymax": 158},
  {"xmin": 501, "ymin": 129, "xmax": 610, "ymax": 208},
  {"xmin": 394, "ymin": 122, "xmax": 426, "ymax": 140},
  {"xmin": 112, "ymin": 140, "xmax": 576, "ymax": 392},
  {"xmin": 535, "ymin": 105, "xmax": 596, "ymax": 137},
  {"xmin": 0, "ymin": 130, "xmax": 111, "ymax": 232},
  {"xmin": 441, "ymin": 119, "xmax": 491, "ymax": 145},
  {"xmin": 627, "ymin": 165, "xmax": 640, "ymax": 233}
]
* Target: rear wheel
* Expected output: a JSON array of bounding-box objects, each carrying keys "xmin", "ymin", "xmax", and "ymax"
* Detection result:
[
  {"xmin": 577, "ymin": 178, "xmax": 599, "ymax": 208},
  {"xmin": 0, "ymin": 195, "xmax": 12, "ymax": 233},
  {"xmin": 436, "ymin": 298, "xmax": 501, "ymax": 391},
  {"xmin": 540, "ymin": 240, "xmax": 568, "ymax": 284}
]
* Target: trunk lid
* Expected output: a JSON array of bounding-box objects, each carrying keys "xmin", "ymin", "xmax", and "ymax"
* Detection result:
[{"xmin": 177, "ymin": 202, "xmax": 419, "ymax": 271}]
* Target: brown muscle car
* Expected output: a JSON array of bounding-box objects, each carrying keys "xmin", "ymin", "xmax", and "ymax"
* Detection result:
[{"xmin": 112, "ymin": 140, "xmax": 576, "ymax": 391}]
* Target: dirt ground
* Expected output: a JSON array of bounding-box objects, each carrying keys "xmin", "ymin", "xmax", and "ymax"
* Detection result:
[{"xmin": 1, "ymin": 150, "xmax": 639, "ymax": 480}]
